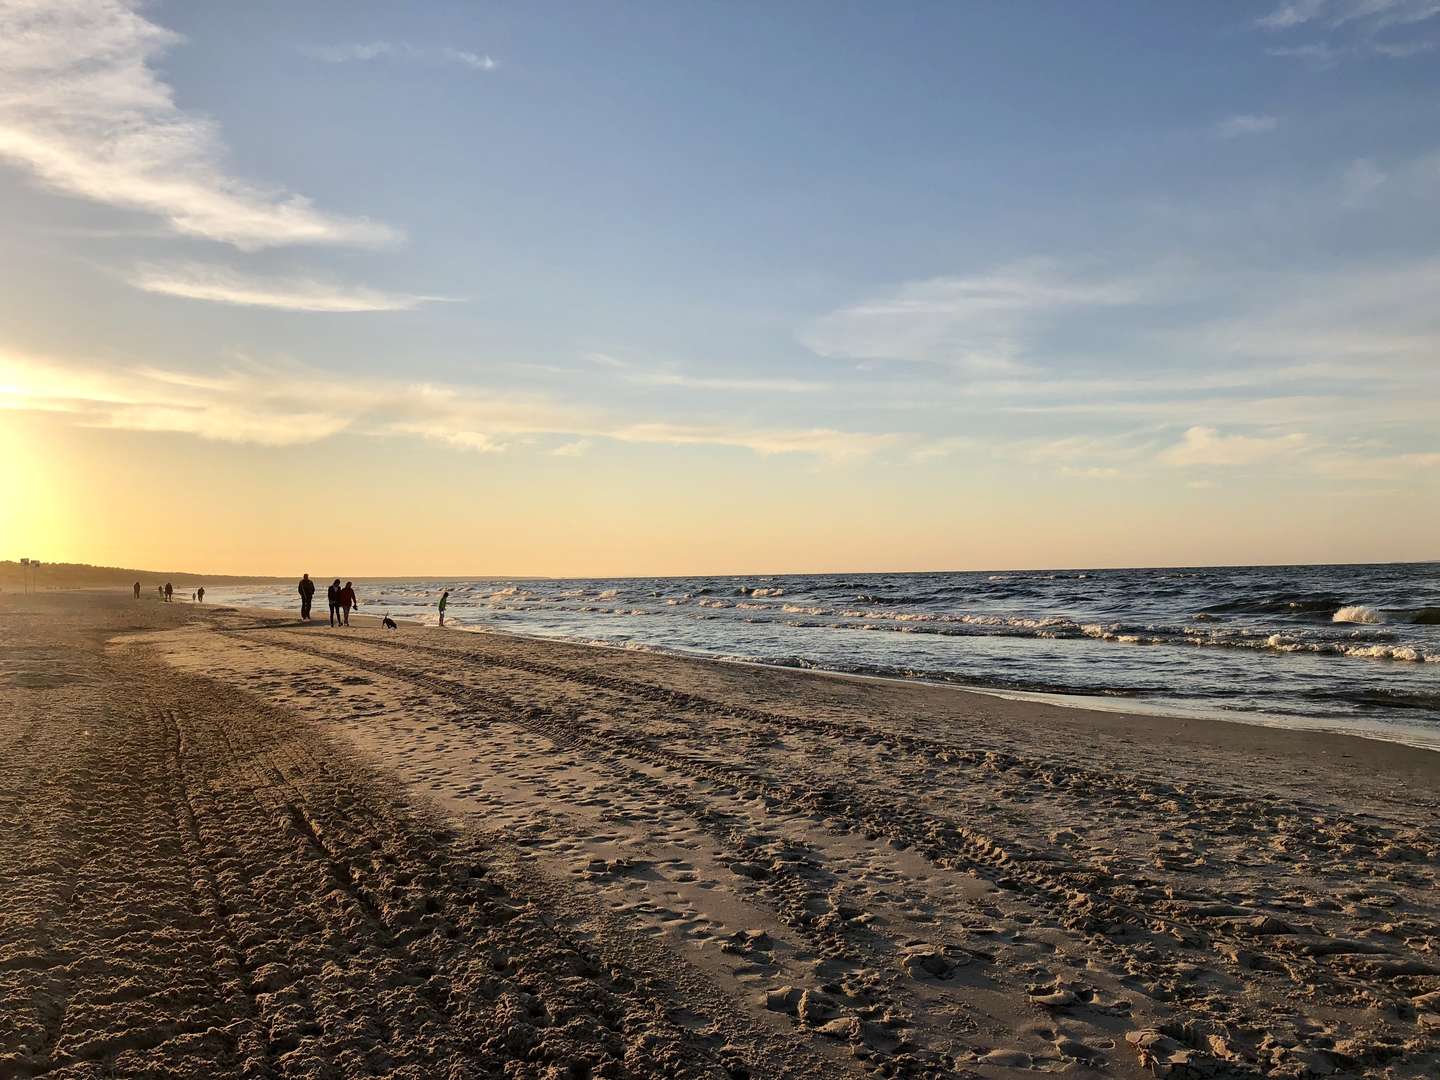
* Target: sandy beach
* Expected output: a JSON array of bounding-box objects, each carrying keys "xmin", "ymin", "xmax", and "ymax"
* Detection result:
[{"xmin": 3, "ymin": 590, "xmax": 1438, "ymax": 1079}]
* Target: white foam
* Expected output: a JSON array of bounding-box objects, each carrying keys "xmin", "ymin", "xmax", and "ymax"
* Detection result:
[{"xmin": 1333, "ymin": 604, "xmax": 1383, "ymax": 625}]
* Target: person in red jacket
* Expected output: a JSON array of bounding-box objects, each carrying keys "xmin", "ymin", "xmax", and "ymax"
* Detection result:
[{"xmin": 337, "ymin": 581, "xmax": 359, "ymax": 626}]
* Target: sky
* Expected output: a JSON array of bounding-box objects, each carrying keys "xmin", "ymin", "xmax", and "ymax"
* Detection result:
[{"xmin": 2, "ymin": 0, "xmax": 1438, "ymax": 576}]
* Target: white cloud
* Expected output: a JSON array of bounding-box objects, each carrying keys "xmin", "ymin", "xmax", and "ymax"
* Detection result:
[
  {"xmin": 1340, "ymin": 157, "xmax": 1387, "ymax": 205},
  {"xmin": 1060, "ymin": 465, "xmax": 1121, "ymax": 479},
  {"xmin": 1257, "ymin": 0, "xmax": 1328, "ymax": 29},
  {"xmin": 1257, "ymin": 1, "xmax": 1440, "ymax": 62},
  {"xmin": 1372, "ymin": 37, "xmax": 1438, "ymax": 54},
  {"xmin": 304, "ymin": 41, "xmax": 498, "ymax": 71},
  {"xmin": 622, "ymin": 370, "xmax": 829, "ymax": 393},
  {"xmin": 1257, "ymin": 0, "xmax": 1440, "ymax": 31},
  {"xmin": 606, "ymin": 422, "xmax": 899, "ymax": 461},
  {"xmin": 552, "ymin": 438, "xmax": 593, "ymax": 457},
  {"xmin": 0, "ymin": 0, "xmax": 397, "ymax": 250},
  {"xmin": 128, "ymin": 263, "xmax": 450, "ymax": 312},
  {"xmin": 908, "ymin": 436, "xmax": 976, "ymax": 463},
  {"xmin": 1216, "ymin": 114, "xmax": 1280, "ymax": 139},
  {"xmin": 1309, "ymin": 447, "xmax": 1440, "ymax": 479},
  {"xmin": 0, "ymin": 349, "xmax": 900, "ymax": 461},
  {"xmin": 1160, "ymin": 426, "xmax": 1312, "ymax": 466},
  {"xmin": 1265, "ymin": 42, "xmax": 1346, "ymax": 63},
  {"xmin": 800, "ymin": 260, "xmax": 1141, "ymax": 370}
]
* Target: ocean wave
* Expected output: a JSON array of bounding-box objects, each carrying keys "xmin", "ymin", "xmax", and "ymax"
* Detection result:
[
  {"xmin": 1333, "ymin": 604, "xmax": 1383, "ymax": 625},
  {"xmin": 1202, "ymin": 593, "xmax": 1344, "ymax": 616}
]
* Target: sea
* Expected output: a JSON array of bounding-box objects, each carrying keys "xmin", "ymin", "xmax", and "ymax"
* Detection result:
[{"xmin": 210, "ymin": 562, "xmax": 1440, "ymax": 751}]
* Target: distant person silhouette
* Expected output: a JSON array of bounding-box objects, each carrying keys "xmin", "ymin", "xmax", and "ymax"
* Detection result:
[
  {"xmin": 133, "ymin": 581, "xmax": 141, "ymax": 600},
  {"xmin": 338, "ymin": 581, "xmax": 358, "ymax": 626},
  {"xmin": 438, "ymin": 589, "xmax": 449, "ymax": 627},
  {"xmin": 164, "ymin": 582, "xmax": 173, "ymax": 603},
  {"xmin": 328, "ymin": 579, "xmax": 341, "ymax": 627},
  {"xmin": 197, "ymin": 586, "xmax": 205, "ymax": 603},
  {"xmin": 298, "ymin": 573, "xmax": 315, "ymax": 620}
]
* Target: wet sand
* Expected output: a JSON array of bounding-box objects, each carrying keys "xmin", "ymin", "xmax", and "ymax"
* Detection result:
[{"xmin": 2, "ymin": 591, "xmax": 1438, "ymax": 1078}]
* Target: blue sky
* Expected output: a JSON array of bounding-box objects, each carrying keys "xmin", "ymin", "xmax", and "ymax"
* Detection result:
[{"xmin": 1, "ymin": 0, "xmax": 1437, "ymax": 573}]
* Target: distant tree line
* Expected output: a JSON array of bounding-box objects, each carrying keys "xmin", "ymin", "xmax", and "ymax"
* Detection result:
[{"xmin": 0, "ymin": 561, "xmax": 287, "ymax": 591}]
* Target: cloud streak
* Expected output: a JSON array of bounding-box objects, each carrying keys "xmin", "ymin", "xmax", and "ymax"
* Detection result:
[
  {"xmin": 1256, "ymin": 0, "xmax": 1440, "ymax": 61},
  {"xmin": 801, "ymin": 260, "xmax": 1141, "ymax": 370},
  {"xmin": 0, "ymin": 351, "xmax": 900, "ymax": 461},
  {"xmin": 304, "ymin": 41, "xmax": 498, "ymax": 71},
  {"xmin": 1159, "ymin": 426, "xmax": 1311, "ymax": 466},
  {"xmin": 0, "ymin": 0, "xmax": 398, "ymax": 250},
  {"xmin": 1216, "ymin": 113, "xmax": 1280, "ymax": 138},
  {"xmin": 128, "ymin": 263, "xmax": 450, "ymax": 313}
]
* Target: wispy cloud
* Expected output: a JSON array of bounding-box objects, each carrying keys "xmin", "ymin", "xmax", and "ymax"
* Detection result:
[
  {"xmin": 1160, "ymin": 426, "xmax": 1311, "ymax": 466},
  {"xmin": 0, "ymin": 350, "xmax": 899, "ymax": 461},
  {"xmin": 621, "ymin": 370, "xmax": 829, "ymax": 394},
  {"xmin": 0, "ymin": 0, "xmax": 397, "ymax": 251},
  {"xmin": 1257, "ymin": 0, "xmax": 1440, "ymax": 31},
  {"xmin": 1371, "ymin": 38, "xmax": 1438, "ymax": 55},
  {"xmin": 127, "ymin": 263, "xmax": 451, "ymax": 313},
  {"xmin": 303, "ymin": 41, "xmax": 498, "ymax": 71},
  {"xmin": 1256, "ymin": 0, "xmax": 1328, "ymax": 30},
  {"xmin": 1340, "ymin": 157, "xmax": 1388, "ymax": 205},
  {"xmin": 1256, "ymin": 0, "xmax": 1440, "ymax": 61},
  {"xmin": 800, "ymin": 260, "xmax": 1142, "ymax": 370},
  {"xmin": 1264, "ymin": 42, "xmax": 1346, "ymax": 65},
  {"xmin": 579, "ymin": 351, "xmax": 829, "ymax": 393},
  {"xmin": 1216, "ymin": 113, "xmax": 1280, "ymax": 139}
]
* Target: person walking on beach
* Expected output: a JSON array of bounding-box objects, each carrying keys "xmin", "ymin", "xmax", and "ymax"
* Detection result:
[
  {"xmin": 438, "ymin": 589, "xmax": 449, "ymax": 627},
  {"xmin": 133, "ymin": 581, "xmax": 141, "ymax": 600},
  {"xmin": 337, "ymin": 581, "xmax": 358, "ymax": 626},
  {"xmin": 298, "ymin": 573, "xmax": 315, "ymax": 621},
  {"xmin": 197, "ymin": 586, "xmax": 205, "ymax": 603},
  {"xmin": 164, "ymin": 582, "xmax": 173, "ymax": 603},
  {"xmin": 327, "ymin": 579, "xmax": 341, "ymax": 627}
]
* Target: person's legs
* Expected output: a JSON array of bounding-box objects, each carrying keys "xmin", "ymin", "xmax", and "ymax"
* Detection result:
[{"xmin": 342, "ymin": 605, "xmax": 351, "ymax": 626}]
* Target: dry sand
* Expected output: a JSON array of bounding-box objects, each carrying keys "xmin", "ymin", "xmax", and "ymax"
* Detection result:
[{"xmin": 2, "ymin": 592, "xmax": 1438, "ymax": 1079}]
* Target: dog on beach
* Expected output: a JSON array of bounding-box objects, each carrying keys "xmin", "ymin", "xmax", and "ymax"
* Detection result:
[{"xmin": 381, "ymin": 615, "xmax": 398, "ymax": 630}]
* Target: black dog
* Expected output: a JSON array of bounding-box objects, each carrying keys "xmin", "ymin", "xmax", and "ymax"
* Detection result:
[{"xmin": 381, "ymin": 615, "xmax": 398, "ymax": 630}]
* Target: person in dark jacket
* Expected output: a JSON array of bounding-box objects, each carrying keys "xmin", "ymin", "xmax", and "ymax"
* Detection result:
[
  {"xmin": 328, "ymin": 579, "xmax": 341, "ymax": 627},
  {"xmin": 298, "ymin": 573, "xmax": 316, "ymax": 620},
  {"xmin": 337, "ymin": 582, "xmax": 358, "ymax": 626},
  {"xmin": 164, "ymin": 582, "xmax": 173, "ymax": 603}
]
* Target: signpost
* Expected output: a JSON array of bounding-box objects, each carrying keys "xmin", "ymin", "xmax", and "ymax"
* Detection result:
[{"xmin": 20, "ymin": 557, "xmax": 29, "ymax": 595}]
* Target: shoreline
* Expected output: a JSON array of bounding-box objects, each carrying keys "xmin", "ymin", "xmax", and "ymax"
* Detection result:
[{"xmin": 215, "ymin": 597, "xmax": 1440, "ymax": 762}]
